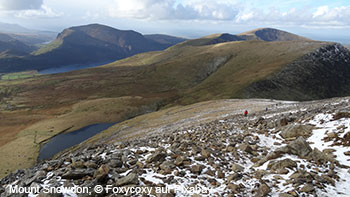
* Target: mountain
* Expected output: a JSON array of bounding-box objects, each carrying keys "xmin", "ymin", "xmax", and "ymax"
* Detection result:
[
  {"xmin": 1, "ymin": 28, "xmax": 350, "ymax": 178},
  {"xmin": 238, "ymin": 27, "xmax": 311, "ymax": 41},
  {"xmin": 0, "ymin": 24, "xmax": 184, "ymax": 73},
  {"xmin": 180, "ymin": 33, "xmax": 244, "ymax": 46},
  {"xmin": 0, "ymin": 22, "xmax": 32, "ymax": 34},
  {"xmin": 346, "ymin": 45, "xmax": 350, "ymax": 49},
  {"xmin": 0, "ymin": 33, "xmax": 36, "ymax": 58},
  {"xmin": 179, "ymin": 28, "xmax": 311, "ymax": 47},
  {"xmin": 0, "ymin": 22, "xmax": 56, "ymax": 45}
]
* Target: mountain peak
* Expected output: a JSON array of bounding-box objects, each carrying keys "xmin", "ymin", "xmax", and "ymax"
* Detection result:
[{"xmin": 238, "ymin": 28, "xmax": 311, "ymax": 41}]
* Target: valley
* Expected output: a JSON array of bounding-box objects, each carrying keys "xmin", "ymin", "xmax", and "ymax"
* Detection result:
[{"xmin": 0, "ymin": 25, "xmax": 350, "ymax": 196}]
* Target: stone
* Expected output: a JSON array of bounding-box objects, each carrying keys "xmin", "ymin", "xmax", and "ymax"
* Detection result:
[
  {"xmin": 227, "ymin": 184, "xmax": 239, "ymax": 193},
  {"xmin": 238, "ymin": 143, "xmax": 253, "ymax": 154},
  {"xmin": 191, "ymin": 165, "xmax": 205, "ymax": 174},
  {"xmin": 227, "ymin": 173, "xmax": 241, "ymax": 182},
  {"xmin": 175, "ymin": 156, "xmax": 185, "ymax": 166},
  {"xmin": 110, "ymin": 159, "xmax": 123, "ymax": 168},
  {"xmin": 115, "ymin": 173, "xmax": 139, "ymax": 186},
  {"xmin": 279, "ymin": 193, "xmax": 294, "ymax": 197},
  {"xmin": 344, "ymin": 151, "xmax": 350, "ymax": 156},
  {"xmin": 254, "ymin": 183, "xmax": 271, "ymax": 197},
  {"xmin": 94, "ymin": 164, "xmax": 109, "ymax": 182},
  {"xmin": 61, "ymin": 169, "xmax": 94, "ymax": 180},
  {"xmin": 287, "ymin": 137, "xmax": 312, "ymax": 157},
  {"xmin": 300, "ymin": 184, "xmax": 314, "ymax": 193},
  {"xmin": 217, "ymin": 170, "xmax": 225, "ymax": 179},
  {"xmin": 323, "ymin": 148, "xmax": 336, "ymax": 154},
  {"xmin": 276, "ymin": 169, "xmax": 289, "ymax": 174},
  {"xmin": 280, "ymin": 124, "xmax": 313, "ymax": 139},
  {"xmin": 84, "ymin": 161, "xmax": 98, "ymax": 169},
  {"xmin": 268, "ymin": 159, "xmax": 297, "ymax": 171},
  {"xmin": 201, "ymin": 148, "xmax": 211, "ymax": 158},
  {"xmin": 232, "ymin": 164, "xmax": 244, "ymax": 172},
  {"xmin": 160, "ymin": 161, "xmax": 175, "ymax": 173},
  {"xmin": 71, "ymin": 161, "xmax": 85, "ymax": 169},
  {"xmin": 308, "ymin": 148, "xmax": 335, "ymax": 164},
  {"xmin": 280, "ymin": 118, "xmax": 289, "ymax": 127},
  {"xmin": 147, "ymin": 152, "xmax": 167, "ymax": 163},
  {"xmin": 327, "ymin": 132, "xmax": 338, "ymax": 139}
]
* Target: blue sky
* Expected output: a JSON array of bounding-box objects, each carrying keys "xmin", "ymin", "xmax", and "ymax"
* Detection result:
[{"xmin": 0, "ymin": 0, "xmax": 349, "ymax": 43}]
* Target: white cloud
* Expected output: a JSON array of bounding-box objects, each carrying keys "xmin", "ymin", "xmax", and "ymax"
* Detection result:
[
  {"xmin": 15, "ymin": 5, "xmax": 63, "ymax": 18},
  {"xmin": 108, "ymin": 0, "xmax": 239, "ymax": 20},
  {"xmin": 313, "ymin": 6, "xmax": 350, "ymax": 23},
  {"xmin": 0, "ymin": 0, "xmax": 43, "ymax": 10}
]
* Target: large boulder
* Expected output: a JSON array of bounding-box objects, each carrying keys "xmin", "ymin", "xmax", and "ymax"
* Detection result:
[
  {"xmin": 280, "ymin": 124, "xmax": 313, "ymax": 139},
  {"xmin": 287, "ymin": 137, "xmax": 312, "ymax": 157}
]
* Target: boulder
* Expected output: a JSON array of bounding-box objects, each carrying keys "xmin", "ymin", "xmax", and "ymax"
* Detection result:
[
  {"xmin": 201, "ymin": 148, "xmax": 211, "ymax": 158},
  {"xmin": 191, "ymin": 165, "xmax": 205, "ymax": 174},
  {"xmin": 115, "ymin": 173, "xmax": 139, "ymax": 186},
  {"xmin": 300, "ymin": 184, "xmax": 314, "ymax": 193},
  {"xmin": 232, "ymin": 164, "xmax": 244, "ymax": 172},
  {"xmin": 94, "ymin": 164, "xmax": 109, "ymax": 182},
  {"xmin": 287, "ymin": 137, "xmax": 312, "ymax": 157},
  {"xmin": 268, "ymin": 159, "xmax": 297, "ymax": 171},
  {"xmin": 61, "ymin": 169, "xmax": 94, "ymax": 180},
  {"xmin": 147, "ymin": 152, "xmax": 167, "ymax": 163},
  {"xmin": 110, "ymin": 159, "xmax": 123, "ymax": 168},
  {"xmin": 254, "ymin": 183, "xmax": 271, "ymax": 197},
  {"xmin": 280, "ymin": 124, "xmax": 313, "ymax": 139}
]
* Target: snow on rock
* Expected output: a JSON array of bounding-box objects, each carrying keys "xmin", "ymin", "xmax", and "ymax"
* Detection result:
[{"xmin": 1, "ymin": 97, "xmax": 350, "ymax": 196}]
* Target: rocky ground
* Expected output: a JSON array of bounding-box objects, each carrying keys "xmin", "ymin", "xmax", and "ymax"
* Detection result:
[{"xmin": 1, "ymin": 97, "xmax": 350, "ymax": 197}]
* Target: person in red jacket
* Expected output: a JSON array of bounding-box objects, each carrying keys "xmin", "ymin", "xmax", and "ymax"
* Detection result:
[{"xmin": 244, "ymin": 110, "xmax": 248, "ymax": 117}]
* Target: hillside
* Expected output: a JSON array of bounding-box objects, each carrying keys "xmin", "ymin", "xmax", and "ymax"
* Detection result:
[
  {"xmin": 2, "ymin": 97, "xmax": 350, "ymax": 196},
  {"xmin": 0, "ymin": 24, "xmax": 184, "ymax": 73},
  {"xmin": 0, "ymin": 35, "xmax": 36, "ymax": 58},
  {"xmin": 0, "ymin": 28, "xmax": 350, "ymax": 178}
]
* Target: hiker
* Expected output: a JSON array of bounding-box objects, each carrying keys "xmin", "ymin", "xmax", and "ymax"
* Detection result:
[{"xmin": 244, "ymin": 110, "xmax": 248, "ymax": 117}]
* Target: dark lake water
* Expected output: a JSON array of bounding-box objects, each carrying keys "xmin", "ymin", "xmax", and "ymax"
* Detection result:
[
  {"xmin": 38, "ymin": 123, "xmax": 115, "ymax": 161},
  {"xmin": 38, "ymin": 61, "xmax": 114, "ymax": 74}
]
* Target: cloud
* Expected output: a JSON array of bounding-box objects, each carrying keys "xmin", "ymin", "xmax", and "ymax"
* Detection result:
[
  {"xmin": 108, "ymin": 0, "xmax": 240, "ymax": 20},
  {"xmin": 313, "ymin": 6, "xmax": 350, "ymax": 23},
  {"xmin": 0, "ymin": 0, "xmax": 43, "ymax": 10},
  {"xmin": 15, "ymin": 5, "xmax": 63, "ymax": 18},
  {"xmin": 107, "ymin": 0, "xmax": 350, "ymax": 29}
]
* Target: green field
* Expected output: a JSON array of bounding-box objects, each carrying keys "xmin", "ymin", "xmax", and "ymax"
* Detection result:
[{"xmin": 1, "ymin": 71, "xmax": 38, "ymax": 80}]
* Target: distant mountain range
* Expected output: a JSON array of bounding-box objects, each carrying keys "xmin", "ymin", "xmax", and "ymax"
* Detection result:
[
  {"xmin": 0, "ymin": 22, "xmax": 56, "ymax": 45},
  {"xmin": 0, "ymin": 24, "xmax": 186, "ymax": 73}
]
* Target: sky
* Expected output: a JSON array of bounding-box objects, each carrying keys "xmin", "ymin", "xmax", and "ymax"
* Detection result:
[{"xmin": 0, "ymin": 0, "xmax": 349, "ymax": 43}]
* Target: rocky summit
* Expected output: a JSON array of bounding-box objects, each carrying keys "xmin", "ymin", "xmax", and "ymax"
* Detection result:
[{"xmin": 1, "ymin": 97, "xmax": 350, "ymax": 196}]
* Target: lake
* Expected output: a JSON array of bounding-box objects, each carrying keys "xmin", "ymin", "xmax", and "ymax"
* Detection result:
[
  {"xmin": 38, "ymin": 123, "xmax": 116, "ymax": 161},
  {"xmin": 38, "ymin": 61, "xmax": 114, "ymax": 74}
]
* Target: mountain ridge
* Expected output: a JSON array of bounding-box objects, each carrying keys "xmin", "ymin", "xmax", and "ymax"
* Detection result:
[{"xmin": 0, "ymin": 24, "xmax": 185, "ymax": 73}]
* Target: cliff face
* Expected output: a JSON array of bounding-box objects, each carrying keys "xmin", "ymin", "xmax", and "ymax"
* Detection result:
[{"xmin": 243, "ymin": 43, "xmax": 350, "ymax": 100}]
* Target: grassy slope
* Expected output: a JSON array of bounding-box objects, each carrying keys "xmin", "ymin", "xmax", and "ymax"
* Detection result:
[
  {"xmin": 33, "ymin": 39, "xmax": 63, "ymax": 55},
  {"xmin": 172, "ymin": 41, "xmax": 327, "ymax": 105},
  {"xmin": 0, "ymin": 39, "xmax": 328, "ymax": 178}
]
